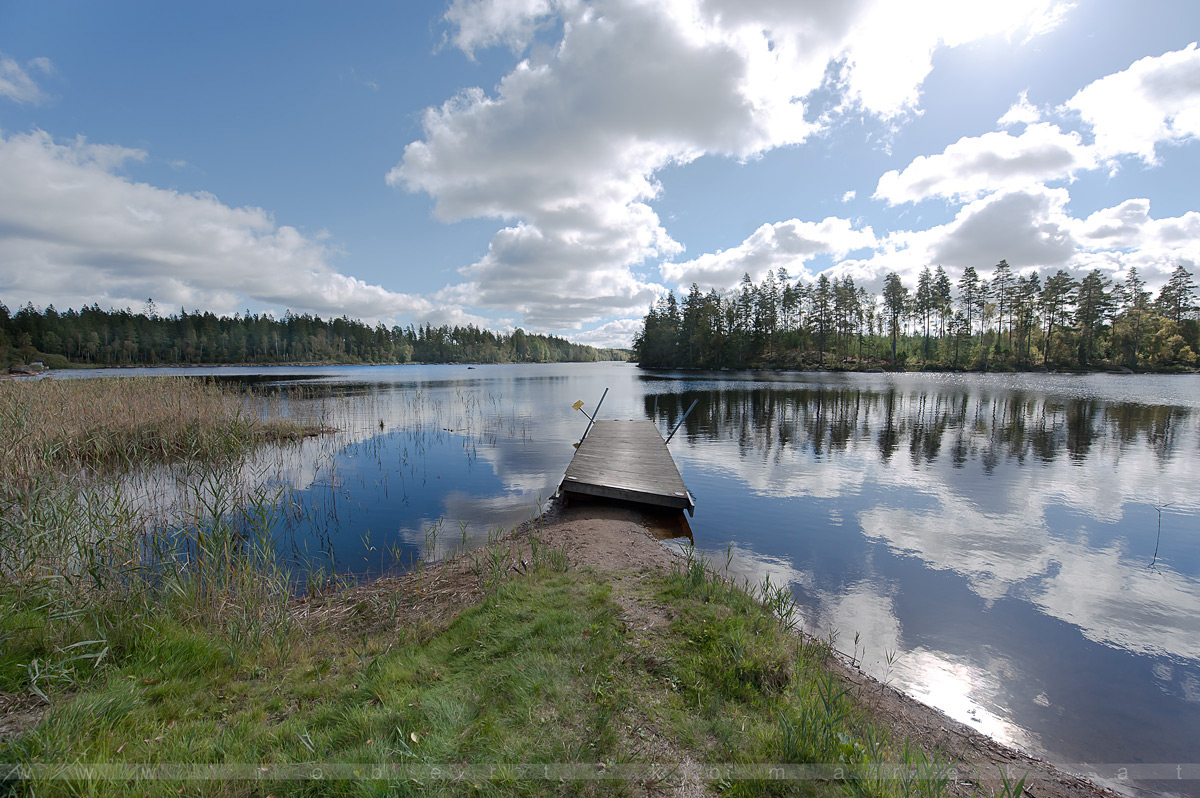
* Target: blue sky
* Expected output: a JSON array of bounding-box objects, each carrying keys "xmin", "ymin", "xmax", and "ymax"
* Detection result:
[{"xmin": 2, "ymin": 0, "xmax": 1198, "ymax": 346}]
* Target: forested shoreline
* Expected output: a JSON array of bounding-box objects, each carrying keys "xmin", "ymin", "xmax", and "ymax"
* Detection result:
[
  {"xmin": 0, "ymin": 301, "xmax": 627, "ymax": 369},
  {"xmin": 634, "ymin": 263, "xmax": 1199, "ymax": 372}
]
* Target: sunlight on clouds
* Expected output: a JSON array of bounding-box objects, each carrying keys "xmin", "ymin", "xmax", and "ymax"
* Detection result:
[
  {"xmin": 669, "ymin": 38, "xmax": 1196, "ymax": 300},
  {"xmin": 444, "ymin": 0, "xmax": 575, "ymax": 57},
  {"xmin": 998, "ymin": 90, "xmax": 1043, "ymax": 128},
  {"xmin": 842, "ymin": 0, "xmax": 1074, "ymax": 117},
  {"xmin": 874, "ymin": 124, "xmax": 1096, "ymax": 204},
  {"xmin": 1073, "ymin": 200, "xmax": 1200, "ymax": 283},
  {"xmin": 1064, "ymin": 42, "xmax": 1200, "ymax": 164}
]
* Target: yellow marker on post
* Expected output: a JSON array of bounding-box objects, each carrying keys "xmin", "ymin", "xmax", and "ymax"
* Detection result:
[{"xmin": 573, "ymin": 388, "xmax": 608, "ymax": 445}]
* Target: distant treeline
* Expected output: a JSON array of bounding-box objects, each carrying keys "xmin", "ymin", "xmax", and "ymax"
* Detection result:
[
  {"xmin": 634, "ymin": 263, "xmax": 1199, "ymax": 372},
  {"xmin": 0, "ymin": 301, "xmax": 629, "ymax": 369}
]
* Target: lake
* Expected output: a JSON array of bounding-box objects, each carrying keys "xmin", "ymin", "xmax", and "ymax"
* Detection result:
[{"xmin": 56, "ymin": 362, "xmax": 1200, "ymax": 792}]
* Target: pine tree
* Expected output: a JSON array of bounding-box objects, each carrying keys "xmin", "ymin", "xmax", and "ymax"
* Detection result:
[
  {"xmin": 883, "ymin": 272, "xmax": 908, "ymax": 365},
  {"xmin": 1157, "ymin": 265, "xmax": 1197, "ymax": 323},
  {"xmin": 1074, "ymin": 270, "xmax": 1114, "ymax": 366}
]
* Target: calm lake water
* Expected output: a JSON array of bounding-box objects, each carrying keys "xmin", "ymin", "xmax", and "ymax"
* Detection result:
[{"xmin": 56, "ymin": 362, "xmax": 1200, "ymax": 793}]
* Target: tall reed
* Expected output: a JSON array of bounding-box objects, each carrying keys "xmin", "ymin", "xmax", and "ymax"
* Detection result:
[{"xmin": 0, "ymin": 376, "xmax": 314, "ymax": 696}]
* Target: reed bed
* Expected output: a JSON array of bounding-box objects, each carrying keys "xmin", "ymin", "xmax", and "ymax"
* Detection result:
[
  {"xmin": 0, "ymin": 376, "xmax": 318, "ymax": 702},
  {"xmin": 0, "ymin": 376, "xmax": 318, "ymax": 498}
]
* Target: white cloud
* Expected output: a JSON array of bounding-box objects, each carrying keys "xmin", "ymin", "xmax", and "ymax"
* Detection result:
[
  {"xmin": 660, "ymin": 217, "xmax": 877, "ymax": 290},
  {"xmin": 841, "ymin": 189, "xmax": 857, "ymax": 203},
  {"xmin": 568, "ymin": 317, "xmax": 643, "ymax": 348},
  {"xmin": 921, "ymin": 186, "xmax": 1077, "ymax": 269},
  {"xmin": 998, "ymin": 89, "xmax": 1042, "ymax": 128},
  {"xmin": 1072, "ymin": 199, "xmax": 1200, "ymax": 284},
  {"xmin": 1064, "ymin": 41, "xmax": 1200, "ymax": 163},
  {"xmin": 392, "ymin": 0, "xmax": 1073, "ymax": 332},
  {"xmin": 1076, "ymin": 198, "xmax": 1156, "ymax": 250},
  {"xmin": 874, "ymin": 123, "xmax": 1095, "ymax": 205},
  {"xmin": 844, "ymin": 189, "xmax": 1199, "ymax": 294},
  {"xmin": 813, "ymin": 187, "xmax": 1077, "ymax": 291},
  {"xmin": 835, "ymin": 0, "xmax": 1074, "ymax": 118},
  {"xmin": 394, "ymin": 0, "xmax": 772, "ymax": 328},
  {"xmin": 0, "ymin": 131, "xmax": 432, "ymax": 321},
  {"xmin": 443, "ymin": 0, "xmax": 575, "ymax": 57},
  {"xmin": 0, "ymin": 54, "xmax": 53, "ymax": 105},
  {"xmin": 842, "ymin": 42, "xmax": 1199, "ymax": 294}
]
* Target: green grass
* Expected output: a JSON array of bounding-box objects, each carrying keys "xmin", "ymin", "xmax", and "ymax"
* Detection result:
[
  {"xmin": 0, "ymin": 377, "xmax": 320, "ymax": 759},
  {"xmin": 6, "ymin": 543, "xmax": 965, "ymax": 798},
  {"xmin": 9, "ymin": 559, "xmax": 633, "ymax": 797},
  {"xmin": 649, "ymin": 553, "xmax": 954, "ymax": 798}
]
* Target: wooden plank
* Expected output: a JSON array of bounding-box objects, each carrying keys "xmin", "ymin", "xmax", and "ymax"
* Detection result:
[{"xmin": 558, "ymin": 419, "xmax": 694, "ymax": 512}]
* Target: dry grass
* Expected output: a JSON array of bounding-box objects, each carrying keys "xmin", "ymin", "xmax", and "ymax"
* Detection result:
[{"xmin": 0, "ymin": 376, "xmax": 322, "ymax": 499}]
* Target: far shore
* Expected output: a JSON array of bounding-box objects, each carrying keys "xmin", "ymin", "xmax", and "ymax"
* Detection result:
[{"xmin": 8, "ymin": 358, "xmax": 1198, "ymax": 377}]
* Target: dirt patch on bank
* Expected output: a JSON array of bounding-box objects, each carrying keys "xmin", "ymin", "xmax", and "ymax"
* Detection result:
[{"xmin": 0, "ymin": 692, "xmax": 45, "ymax": 744}]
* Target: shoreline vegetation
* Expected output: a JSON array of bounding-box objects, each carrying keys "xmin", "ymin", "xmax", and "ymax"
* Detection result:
[
  {"xmin": 0, "ymin": 300, "xmax": 630, "ymax": 372},
  {"xmin": 1, "ymin": 378, "xmax": 1117, "ymax": 797},
  {"xmin": 633, "ymin": 265, "xmax": 1199, "ymax": 374}
]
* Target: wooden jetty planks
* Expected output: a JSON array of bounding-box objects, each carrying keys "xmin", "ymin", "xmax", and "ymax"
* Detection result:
[{"xmin": 558, "ymin": 419, "xmax": 694, "ymax": 513}]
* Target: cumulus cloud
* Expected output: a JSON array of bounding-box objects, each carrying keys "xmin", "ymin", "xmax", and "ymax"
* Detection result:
[
  {"xmin": 883, "ymin": 43, "xmax": 1200, "ymax": 208},
  {"xmin": 851, "ymin": 190, "xmax": 1199, "ymax": 293},
  {"xmin": 841, "ymin": 43, "xmax": 1199, "ymax": 294},
  {"xmin": 0, "ymin": 54, "xmax": 53, "ymax": 105},
  {"xmin": 920, "ymin": 186, "xmax": 1077, "ymax": 269},
  {"xmin": 660, "ymin": 217, "xmax": 877, "ymax": 290},
  {"xmin": 1064, "ymin": 41, "xmax": 1200, "ymax": 163},
  {"xmin": 659, "ymin": 187, "xmax": 1197, "ymax": 302},
  {"xmin": 391, "ymin": 0, "xmax": 1073, "ymax": 332},
  {"xmin": 1072, "ymin": 199, "xmax": 1200, "ymax": 284},
  {"xmin": 568, "ymin": 317, "xmax": 644, "ymax": 348},
  {"xmin": 0, "ymin": 131, "xmax": 432, "ymax": 320},
  {"xmin": 874, "ymin": 123, "xmax": 1096, "ymax": 204}
]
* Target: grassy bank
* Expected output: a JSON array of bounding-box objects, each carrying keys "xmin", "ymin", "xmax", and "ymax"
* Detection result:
[
  {"xmin": 1, "ymin": 378, "xmax": 1024, "ymax": 797},
  {"xmin": 7, "ymin": 538, "xmax": 971, "ymax": 797}
]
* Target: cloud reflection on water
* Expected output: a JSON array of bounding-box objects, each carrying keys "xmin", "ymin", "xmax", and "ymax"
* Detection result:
[{"xmin": 656, "ymin": 375, "xmax": 1200, "ymax": 770}]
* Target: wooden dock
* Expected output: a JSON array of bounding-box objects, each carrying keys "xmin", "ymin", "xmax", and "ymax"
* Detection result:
[{"xmin": 558, "ymin": 419, "xmax": 694, "ymax": 514}]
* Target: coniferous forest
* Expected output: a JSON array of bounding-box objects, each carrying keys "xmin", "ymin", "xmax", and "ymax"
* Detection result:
[
  {"xmin": 0, "ymin": 300, "xmax": 627, "ymax": 369},
  {"xmin": 633, "ymin": 263, "xmax": 1200, "ymax": 372}
]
